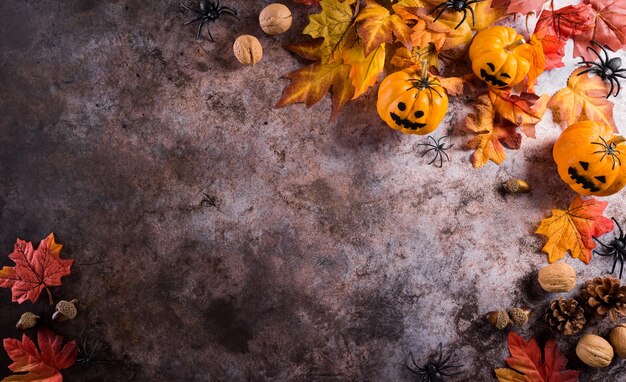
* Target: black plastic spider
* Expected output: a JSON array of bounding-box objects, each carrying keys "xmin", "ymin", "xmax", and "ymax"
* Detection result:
[
  {"xmin": 592, "ymin": 136, "xmax": 622, "ymax": 170},
  {"xmin": 430, "ymin": 0, "xmax": 484, "ymax": 30},
  {"xmin": 181, "ymin": 0, "xmax": 238, "ymax": 41},
  {"xmin": 407, "ymin": 343, "xmax": 463, "ymax": 382},
  {"xmin": 419, "ymin": 136, "xmax": 453, "ymax": 168},
  {"xmin": 593, "ymin": 218, "xmax": 626, "ymax": 279},
  {"xmin": 578, "ymin": 41, "xmax": 626, "ymax": 98},
  {"xmin": 76, "ymin": 339, "xmax": 106, "ymax": 365}
]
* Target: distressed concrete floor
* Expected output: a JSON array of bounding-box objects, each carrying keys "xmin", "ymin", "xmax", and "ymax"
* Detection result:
[{"xmin": 1, "ymin": 0, "xmax": 626, "ymax": 381}]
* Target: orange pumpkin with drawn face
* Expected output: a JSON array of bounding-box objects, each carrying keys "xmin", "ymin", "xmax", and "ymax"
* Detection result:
[
  {"xmin": 553, "ymin": 121, "xmax": 626, "ymax": 196},
  {"xmin": 377, "ymin": 66, "xmax": 448, "ymax": 135}
]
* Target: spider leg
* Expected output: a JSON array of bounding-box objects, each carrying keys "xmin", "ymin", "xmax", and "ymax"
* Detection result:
[
  {"xmin": 455, "ymin": 9, "xmax": 468, "ymax": 29},
  {"xmin": 432, "ymin": 4, "xmax": 450, "ymax": 23},
  {"xmin": 409, "ymin": 353, "xmax": 425, "ymax": 371},
  {"xmin": 436, "ymin": 152, "xmax": 443, "ymax": 168},
  {"xmin": 467, "ymin": 6, "xmax": 477, "ymax": 27},
  {"xmin": 197, "ymin": 19, "xmax": 208, "ymax": 39},
  {"xmin": 577, "ymin": 67, "xmax": 598, "ymax": 77},
  {"xmin": 466, "ymin": 0, "xmax": 485, "ymax": 4},
  {"xmin": 606, "ymin": 77, "xmax": 616, "ymax": 98},
  {"xmin": 421, "ymin": 147, "xmax": 437, "ymax": 157},
  {"xmin": 441, "ymin": 150, "xmax": 450, "ymax": 162},
  {"xmin": 185, "ymin": 16, "xmax": 205, "ymax": 25},
  {"xmin": 611, "ymin": 254, "xmax": 619, "ymax": 275},
  {"xmin": 429, "ymin": 2, "xmax": 448, "ymax": 16},
  {"xmin": 428, "ymin": 135, "xmax": 438, "ymax": 145},
  {"xmin": 593, "ymin": 236, "xmax": 614, "ymax": 250},
  {"xmin": 436, "ymin": 343, "xmax": 443, "ymax": 365},
  {"xmin": 615, "ymin": 76, "xmax": 622, "ymax": 96},
  {"xmin": 428, "ymin": 152, "xmax": 439, "ymax": 165},
  {"xmin": 619, "ymin": 255, "xmax": 624, "ymax": 279},
  {"xmin": 589, "ymin": 41, "xmax": 606, "ymax": 67},
  {"xmin": 181, "ymin": 2, "xmax": 203, "ymax": 14}
]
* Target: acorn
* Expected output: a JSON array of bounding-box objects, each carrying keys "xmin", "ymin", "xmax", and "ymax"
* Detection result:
[
  {"xmin": 16, "ymin": 312, "xmax": 39, "ymax": 330},
  {"xmin": 486, "ymin": 310, "xmax": 511, "ymax": 330},
  {"xmin": 52, "ymin": 299, "xmax": 78, "ymax": 322},
  {"xmin": 508, "ymin": 307, "xmax": 532, "ymax": 326}
]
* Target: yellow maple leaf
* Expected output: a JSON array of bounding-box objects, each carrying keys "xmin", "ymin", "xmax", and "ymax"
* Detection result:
[
  {"xmin": 275, "ymin": 60, "xmax": 355, "ymax": 120},
  {"xmin": 536, "ymin": 196, "xmax": 614, "ymax": 264},
  {"xmin": 356, "ymin": 0, "xmax": 412, "ymax": 56},
  {"xmin": 466, "ymin": 95, "xmax": 521, "ymax": 168},
  {"xmin": 548, "ymin": 68, "xmax": 617, "ymax": 131},
  {"xmin": 303, "ymin": 0, "xmax": 358, "ymax": 64},
  {"xmin": 342, "ymin": 44, "xmax": 386, "ymax": 99}
]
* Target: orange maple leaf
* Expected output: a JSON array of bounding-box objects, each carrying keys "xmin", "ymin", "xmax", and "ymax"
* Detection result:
[
  {"xmin": 356, "ymin": 0, "xmax": 412, "ymax": 56},
  {"xmin": 488, "ymin": 88, "xmax": 549, "ymax": 138},
  {"xmin": 390, "ymin": 43, "xmax": 439, "ymax": 71},
  {"xmin": 466, "ymin": 94, "xmax": 521, "ymax": 168},
  {"xmin": 495, "ymin": 332, "xmax": 579, "ymax": 382},
  {"xmin": 2, "ymin": 328, "xmax": 77, "ymax": 382},
  {"xmin": 548, "ymin": 68, "xmax": 616, "ymax": 131},
  {"xmin": 0, "ymin": 234, "xmax": 73, "ymax": 304},
  {"xmin": 342, "ymin": 44, "xmax": 386, "ymax": 99},
  {"xmin": 536, "ymin": 196, "xmax": 614, "ymax": 264}
]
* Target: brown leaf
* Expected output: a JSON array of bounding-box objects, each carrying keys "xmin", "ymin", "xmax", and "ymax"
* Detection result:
[{"xmin": 356, "ymin": 0, "xmax": 412, "ymax": 56}]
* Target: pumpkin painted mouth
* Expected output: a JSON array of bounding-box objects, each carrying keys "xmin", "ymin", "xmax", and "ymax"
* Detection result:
[
  {"xmin": 480, "ymin": 69, "xmax": 508, "ymax": 87},
  {"xmin": 568, "ymin": 167, "xmax": 601, "ymax": 193},
  {"xmin": 390, "ymin": 113, "xmax": 427, "ymax": 130}
]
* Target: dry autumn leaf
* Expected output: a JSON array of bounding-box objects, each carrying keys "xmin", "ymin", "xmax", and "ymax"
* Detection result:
[
  {"xmin": 356, "ymin": 0, "xmax": 412, "ymax": 56},
  {"xmin": 0, "ymin": 234, "xmax": 73, "ymax": 304},
  {"xmin": 574, "ymin": 0, "xmax": 626, "ymax": 60},
  {"xmin": 535, "ymin": 3, "xmax": 595, "ymax": 41},
  {"xmin": 466, "ymin": 94, "xmax": 522, "ymax": 168},
  {"xmin": 303, "ymin": 0, "xmax": 357, "ymax": 64},
  {"xmin": 495, "ymin": 332, "xmax": 579, "ymax": 382},
  {"xmin": 342, "ymin": 43, "xmax": 385, "ymax": 99},
  {"xmin": 2, "ymin": 328, "xmax": 77, "ymax": 382},
  {"xmin": 536, "ymin": 196, "xmax": 614, "ymax": 264},
  {"xmin": 390, "ymin": 43, "xmax": 439, "ymax": 71},
  {"xmin": 488, "ymin": 88, "xmax": 549, "ymax": 138},
  {"xmin": 548, "ymin": 68, "xmax": 616, "ymax": 131}
]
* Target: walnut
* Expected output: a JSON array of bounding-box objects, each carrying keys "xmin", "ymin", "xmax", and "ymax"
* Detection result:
[
  {"xmin": 233, "ymin": 35, "xmax": 263, "ymax": 65},
  {"xmin": 537, "ymin": 262, "xmax": 576, "ymax": 292},
  {"xmin": 259, "ymin": 3, "xmax": 292, "ymax": 35},
  {"xmin": 609, "ymin": 324, "xmax": 626, "ymax": 358},
  {"xmin": 576, "ymin": 334, "xmax": 613, "ymax": 368}
]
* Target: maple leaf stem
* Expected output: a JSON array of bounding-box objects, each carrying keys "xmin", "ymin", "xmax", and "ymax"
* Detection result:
[{"xmin": 45, "ymin": 287, "xmax": 53, "ymax": 305}]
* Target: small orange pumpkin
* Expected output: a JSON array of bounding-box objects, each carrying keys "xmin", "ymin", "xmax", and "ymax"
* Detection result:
[
  {"xmin": 377, "ymin": 64, "xmax": 448, "ymax": 135},
  {"xmin": 469, "ymin": 26, "xmax": 537, "ymax": 88},
  {"xmin": 553, "ymin": 121, "xmax": 626, "ymax": 196}
]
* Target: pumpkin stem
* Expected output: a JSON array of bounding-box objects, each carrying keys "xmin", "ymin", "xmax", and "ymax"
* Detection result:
[
  {"xmin": 609, "ymin": 135, "xmax": 626, "ymax": 146},
  {"xmin": 420, "ymin": 59, "xmax": 429, "ymax": 80},
  {"xmin": 506, "ymin": 39, "xmax": 526, "ymax": 52}
]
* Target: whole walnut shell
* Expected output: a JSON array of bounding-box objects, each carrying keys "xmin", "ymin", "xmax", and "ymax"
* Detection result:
[
  {"xmin": 233, "ymin": 35, "xmax": 263, "ymax": 65},
  {"xmin": 537, "ymin": 262, "xmax": 576, "ymax": 292},
  {"xmin": 576, "ymin": 334, "xmax": 613, "ymax": 368},
  {"xmin": 610, "ymin": 324, "xmax": 626, "ymax": 358},
  {"xmin": 259, "ymin": 3, "xmax": 292, "ymax": 35}
]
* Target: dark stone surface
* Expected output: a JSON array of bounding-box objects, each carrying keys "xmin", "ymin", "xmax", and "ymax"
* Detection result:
[{"xmin": 1, "ymin": 0, "xmax": 626, "ymax": 381}]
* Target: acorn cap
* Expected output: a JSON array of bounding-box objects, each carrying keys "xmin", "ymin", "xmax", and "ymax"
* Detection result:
[
  {"xmin": 486, "ymin": 310, "xmax": 511, "ymax": 330},
  {"xmin": 509, "ymin": 307, "xmax": 532, "ymax": 326},
  {"xmin": 52, "ymin": 299, "xmax": 78, "ymax": 322},
  {"xmin": 16, "ymin": 312, "xmax": 39, "ymax": 330}
]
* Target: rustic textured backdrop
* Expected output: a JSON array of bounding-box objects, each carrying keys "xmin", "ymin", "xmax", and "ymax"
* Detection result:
[{"xmin": 1, "ymin": 0, "xmax": 626, "ymax": 381}]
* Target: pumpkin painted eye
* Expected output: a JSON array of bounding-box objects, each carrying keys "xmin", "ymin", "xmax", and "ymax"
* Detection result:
[
  {"xmin": 486, "ymin": 63, "xmax": 495, "ymax": 71},
  {"xmin": 501, "ymin": 73, "xmax": 511, "ymax": 78},
  {"xmin": 415, "ymin": 111, "xmax": 424, "ymax": 118},
  {"xmin": 398, "ymin": 102, "xmax": 406, "ymax": 111}
]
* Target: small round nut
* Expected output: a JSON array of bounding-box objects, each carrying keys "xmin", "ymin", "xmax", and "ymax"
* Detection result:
[
  {"xmin": 610, "ymin": 324, "xmax": 626, "ymax": 358},
  {"xmin": 508, "ymin": 307, "xmax": 532, "ymax": 326},
  {"xmin": 259, "ymin": 3, "xmax": 292, "ymax": 35},
  {"xmin": 52, "ymin": 299, "xmax": 78, "ymax": 322},
  {"xmin": 16, "ymin": 312, "xmax": 40, "ymax": 330},
  {"xmin": 576, "ymin": 334, "xmax": 613, "ymax": 368},
  {"xmin": 486, "ymin": 310, "xmax": 510, "ymax": 330},
  {"xmin": 233, "ymin": 35, "xmax": 263, "ymax": 65},
  {"xmin": 537, "ymin": 262, "xmax": 576, "ymax": 293}
]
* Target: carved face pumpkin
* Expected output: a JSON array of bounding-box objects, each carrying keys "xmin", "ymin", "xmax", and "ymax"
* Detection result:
[
  {"xmin": 469, "ymin": 26, "xmax": 535, "ymax": 88},
  {"xmin": 553, "ymin": 121, "xmax": 626, "ymax": 196},
  {"xmin": 376, "ymin": 66, "xmax": 448, "ymax": 135}
]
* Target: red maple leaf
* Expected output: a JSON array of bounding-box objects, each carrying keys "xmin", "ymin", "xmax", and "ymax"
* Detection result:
[
  {"xmin": 3, "ymin": 328, "xmax": 77, "ymax": 382},
  {"xmin": 574, "ymin": 0, "xmax": 626, "ymax": 60},
  {"xmin": 535, "ymin": 3, "xmax": 595, "ymax": 41},
  {"xmin": 495, "ymin": 332, "xmax": 579, "ymax": 382},
  {"xmin": 0, "ymin": 234, "xmax": 73, "ymax": 304}
]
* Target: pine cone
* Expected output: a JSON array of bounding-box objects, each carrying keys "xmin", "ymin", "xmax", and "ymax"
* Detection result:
[
  {"xmin": 544, "ymin": 297, "xmax": 586, "ymax": 335},
  {"xmin": 582, "ymin": 276, "xmax": 626, "ymax": 321}
]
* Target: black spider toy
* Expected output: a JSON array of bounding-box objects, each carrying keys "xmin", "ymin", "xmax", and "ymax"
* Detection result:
[
  {"xmin": 181, "ymin": 0, "xmax": 238, "ymax": 41},
  {"xmin": 77, "ymin": 339, "xmax": 106, "ymax": 365},
  {"xmin": 593, "ymin": 136, "xmax": 622, "ymax": 170},
  {"xmin": 430, "ymin": 0, "xmax": 484, "ymax": 30},
  {"xmin": 407, "ymin": 343, "xmax": 463, "ymax": 382},
  {"xmin": 419, "ymin": 135, "xmax": 453, "ymax": 168},
  {"xmin": 593, "ymin": 218, "xmax": 626, "ymax": 279},
  {"xmin": 578, "ymin": 41, "xmax": 626, "ymax": 98}
]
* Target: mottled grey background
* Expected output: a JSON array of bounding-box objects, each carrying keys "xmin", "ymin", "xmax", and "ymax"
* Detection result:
[{"xmin": 1, "ymin": 0, "xmax": 626, "ymax": 381}]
